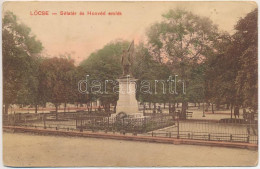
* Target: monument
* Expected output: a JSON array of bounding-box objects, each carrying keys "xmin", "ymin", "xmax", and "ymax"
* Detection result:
[{"xmin": 115, "ymin": 41, "xmax": 142, "ymax": 118}]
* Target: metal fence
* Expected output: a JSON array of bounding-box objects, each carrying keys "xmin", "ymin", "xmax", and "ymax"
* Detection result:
[
  {"xmin": 3, "ymin": 112, "xmax": 258, "ymax": 144},
  {"xmin": 149, "ymin": 120, "xmax": 258, "ymax": 144},
  {"xmin": 75, "ymin": 114, "xmax": 174, "ymax": 133}
]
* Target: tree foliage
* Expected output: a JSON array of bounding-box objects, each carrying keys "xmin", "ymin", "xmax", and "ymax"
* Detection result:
[
  {"xmin": 234, "ymin": 9, "xmax": 258, "ymax": 110},
  {"xmin": 147, "ymin": 9, "xmax": 219, "ymax": 115},
  {"xmin": 2, "ymin": 11, "xmax": 43, "ymax": 113},
  {"xmin": 2, "ymin": 9, "xmax": 257, "ymax": 116},
  {"xmin": 39, "ymin": 57, "xmax": 75, "ymax": 112}
]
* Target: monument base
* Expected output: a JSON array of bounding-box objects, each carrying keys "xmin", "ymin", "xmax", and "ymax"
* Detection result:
[
  {"xmin": 116, "ymin": 77, "xmax": 142, "ymax": 116},
  {"xmin": 111, "ymin": 113, "xmax": 144, "ymax": 119}
]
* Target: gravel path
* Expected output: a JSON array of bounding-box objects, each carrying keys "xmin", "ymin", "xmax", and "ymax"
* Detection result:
[{"xmin": 3, "ymin": 132, "xmax": 258, "ymax": 167}]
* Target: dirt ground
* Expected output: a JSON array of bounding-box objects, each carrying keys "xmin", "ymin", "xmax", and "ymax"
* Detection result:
[{"xmin": 3, "ymin": 132, "xmax": 258, "ymax": 167}]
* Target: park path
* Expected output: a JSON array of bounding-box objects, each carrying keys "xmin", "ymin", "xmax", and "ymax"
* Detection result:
[{"xmin": 3, "ymin": 132, "xmax": 257, "ymax": 167}]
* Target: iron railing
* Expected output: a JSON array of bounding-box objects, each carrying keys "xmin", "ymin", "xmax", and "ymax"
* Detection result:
[{"xmin": 3, "ymin": 112, "xmax": 258, "ymax": 144}]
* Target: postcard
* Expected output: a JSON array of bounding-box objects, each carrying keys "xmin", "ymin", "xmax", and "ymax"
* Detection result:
[{"xmin": 2, "ymin": 1, "xmax": 258, "ymax": 167}]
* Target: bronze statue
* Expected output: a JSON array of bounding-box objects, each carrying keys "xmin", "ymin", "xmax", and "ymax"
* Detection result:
[
  {"xmin": 121, "ymin": 49, "xmax": 131, "ymax": 76},
  {"xmin": 121, "ymin": 41, "xmax": 134, "ymax": 76}
]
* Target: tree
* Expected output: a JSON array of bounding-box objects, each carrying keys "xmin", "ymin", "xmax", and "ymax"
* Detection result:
[
  {"xmin": 78, "ymin": 40, "xmax": 129, "ymax": 110},
  {"xmin": 2, "ymin": 11, "xmax": 43, "ymax": 114},
  {"xmin": 132, "ymin": 42, "xmax": 172, "ymax": 110},
  {"xmin": 39, "ymin": 57, "xmax": 75, "ymax": 118},
  {"xmin": 204, "ymin": 9, "xmax": 257, "ymax": 118},
  {"xmin": 16, "ymin": 56, "xmax": 45, "ymax": 113},
  {"xmin": 147, "ymin": 9, "xmax": 219, "ymax": 117},
  {"xmin": 235, "ymin": 9, "xmax": 257, "ymax": 111},
  {"xmin": 186, "ymin": 63, "xmax": 205, "ymax": 107},
  {"xmin": 204, "ymin": 33, "xmax": 235, "ymax": 114}
]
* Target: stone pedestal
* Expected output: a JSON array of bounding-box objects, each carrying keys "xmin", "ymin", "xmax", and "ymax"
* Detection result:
[{"xmin": 116, "ymin": 77, "xmax": 140, "ymax": 116}]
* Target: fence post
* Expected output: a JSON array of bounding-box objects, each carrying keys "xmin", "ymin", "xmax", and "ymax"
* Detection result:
[
  {"xmin": 230, "ymin": 134, "xmax": 232, "ymax": 142},
  {"xmin": 13, "ymin": 114, "xmax": 16, "ymax": 126},
  {"xmin": 143, "ymin": 117, "xmax": 147, "ymax": 133},
  {"xmin": 208, "ymin": 134, "xmax": 211, "ymax": 141},
  {"xmin": 122, "ymin": 118, "xmax": 125, "ymax": 131},
  {"xmin": 80, "ymin": 117, "xmax": 83, "ymax": 132},
  {"xmin": 92, "ymin": 118, "xmax": 95, "ymax": 132},
  {"xmin": 177, "ymin": 119, "xmax": 180, "ymax": 139},
  {"xmin": 76, "ymin": 114, "xmax": 78, "ymax": 129},
  {"xmin": 43, "ymin": 114, "xmax": 46, "ymax": 129},
  {"xmin": 247, "ymin": 135, "xmax": 250, "ymax": 143},
  {"xmin": 188, "ymin": 133, "xmax": 190, "ymax": 139},
  {"xmin": 107, "ymin": 117, "xmax": 109, "ymax": 130}
]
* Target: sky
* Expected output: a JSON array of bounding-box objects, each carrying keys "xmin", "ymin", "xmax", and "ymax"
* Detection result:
[{"xmin": 2, "ymin": 1, "xmax": 257, "ymax": 65}]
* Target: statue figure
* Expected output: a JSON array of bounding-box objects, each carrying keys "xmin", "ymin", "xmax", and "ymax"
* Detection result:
[
  {"xmin": 121, "ymin": 41, "xmax": 134, "ymax": 77},
  {"xmin": 121, "ymin": 50, "xmax": 131, "ymax": 76}
]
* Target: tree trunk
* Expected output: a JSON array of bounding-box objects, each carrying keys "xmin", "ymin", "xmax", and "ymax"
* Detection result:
[
  {"xmin": 64, "ymin": 102, "xmax": 67, "ymax": 112},
  {"xmin": 234, "ymin": 105, "xmax": 240, "ymax": 119},
  {"xmin": 205, "ymin": 102, "xmax": 209, "ymax": 111},
  {"xmin": 202, "ymin": 102, "xmax": 205, "ymax": 114},
  {"xmin": 164, "ymin": 102, "xmax": 166, "ymax": 109},
  {"xmin": 55, "ymin": 104, "xmax": 58, "ymax": 120},
  {"xmin": 194, "ymin": 102, "xmax": 196, "ymax": 107},
  {"xmin": 226, "ymin": 103, "xmax": 230, "ymax": 110},
  {"xmin": 230, "ymin": 104, "xmax": 233, "ymax": 119},
  {"xmin": 211, "ymin": 103, "xmax": 214, "ymax": 114},
  {"xmin": 35, "ymin": 104, "xmax": 38, "ymax": 114},
  {"xmin": 114, "ymin": 102, "xmax": 117, "ymax": 113},
  {"xmin": 198, "ymin": 102, "xmax": 200, "ymax": 109},
  {"xmin": 216, "ymin": 101, "xmax": 220, "ymax": 110},
  {"xmin": 4, "ymin": 104, "xmax": 9, "ymax": 115},
  {"xmin": 181, "ymin": 101, "xmax": 187, "ymax": 119},
  {"xmin": 169, "ymin": 102, "xmax": 171, "ymax": 114}
]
